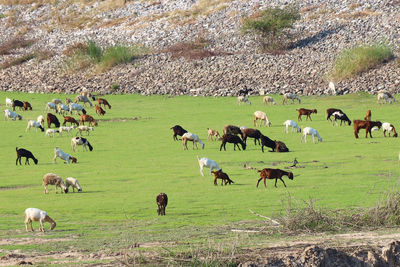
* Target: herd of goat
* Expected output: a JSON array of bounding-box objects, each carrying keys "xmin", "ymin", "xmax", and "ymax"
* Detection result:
[{"xmin": 5, "ymin": 89, "xmax": 398, "ymax": 230}]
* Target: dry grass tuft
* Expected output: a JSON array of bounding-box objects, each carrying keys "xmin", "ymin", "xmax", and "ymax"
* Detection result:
[{"xmin": 0, "ymin": 37, "xmax": 35, "ymax": 55}]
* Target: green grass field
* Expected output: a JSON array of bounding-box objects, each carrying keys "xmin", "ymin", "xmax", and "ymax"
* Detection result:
[{"xmin": 1, "ymin": 92, "xmax": 400, "ymax": 264}]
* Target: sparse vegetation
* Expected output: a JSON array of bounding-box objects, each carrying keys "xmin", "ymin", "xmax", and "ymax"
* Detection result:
[
  {"xmin": 111, "ymin": 83, "xmax": 120, "ymax": 90},
  {"xmin": 1, "ymin": 53, "xmax": 36, "ymax": 69},
  {"xmin": 0, "ymin": 37, "xmax": 35, "ymax": 55},
  {"xmin": 327, "ymin": 42, "xmax": 394, "ymax": 81},
  {"xmin": 241, "ymin": 5, "xmax": 301, "ymax": 51}
]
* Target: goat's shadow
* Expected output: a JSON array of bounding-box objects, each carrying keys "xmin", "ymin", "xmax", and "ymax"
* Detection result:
[{"xmin": 291, "ymin": 25, "xmax": 344, "ymax": 49}]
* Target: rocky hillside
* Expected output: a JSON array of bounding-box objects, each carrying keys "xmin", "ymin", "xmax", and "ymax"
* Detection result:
[{"xmin": 0, "ymin": 0, "xmax": 399, "ymax": 96}]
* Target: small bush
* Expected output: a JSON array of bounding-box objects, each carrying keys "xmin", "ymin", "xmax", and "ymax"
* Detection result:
[
  {"xmin": 111, "ymin": 83, "xmax": 120, "ymax": 90},
  {"xmin": 86, "ymin": 40, "xmax": 102, "ymax": 63},
  {"xmin": 327, "ymin": 42, "xmax": 394, "ymax": 81},
  {"xmin": 241, "ymin": 5, "xmax": 300, "ymax": 51},
  {"xmin": 98, "ymin": 45, "xmax": 141, "ymax": 72}
]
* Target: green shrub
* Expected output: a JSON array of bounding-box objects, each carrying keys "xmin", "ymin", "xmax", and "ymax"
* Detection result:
[
  {"xmin": 241, "ymin": 5, "xmax": 300, "ymax": 51},
  {"xmin": 99, "ymin": 45, "xmax": 140, "ymax": 71},
  {"xmin": 111, "ymin": 83, "xmax": 120, "ymax": 90},
  {"xmin": 86, "ymin": 40, "xmax": 102, "ymax": 63},
  {"xmin": 327, "ymin": 42, "xmax": 394, "ymax": 81}
]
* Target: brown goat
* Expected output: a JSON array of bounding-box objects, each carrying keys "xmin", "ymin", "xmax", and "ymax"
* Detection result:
[
  {"xmin": 223, "ymin": 125, "xmax": 243, "ymax": 139},
  {"xmin": 364, "ymin": 110, "xmax": 371, "ymax": 121},
  {"xmin": 80, "ymin": 114, "xmax": 98, "ymax": 126},
  {"xmin": 63, "ymin": 116, "xmax": 79, "ymax": 126},
  {"xmin": 353, "ymin": 120, "xmax": 382, "ymax": 138},
  {"xmin": 241, "ymin": 128, "xmax": 262, "ymax": 145},
  {"xmin": 211, "ymin": 170, "xmax": 234, "ymax": 186},
  {"xmin": 94, "ymin": 105, "xmax": 106, "ymax": 116},
  {"xmin": 220, "ymin": 134, "xmax": 246, "ymax": 151},
  {"xmin": 23, "ymin": 101, "xmax": 32, "ymax": 110},
  {"xmin": 97, "ymin": 98, "xmax": 111, "ymax": 109},
  {"xmin": 257, "ymin": 168, "xmax": 294, "ymax": 188},
  {"xmin": 156, "ymin": 193, "xmax": 168, "ymax": 216},
  {"xmin": 47, "ymin": 113, "xmax": 60, "ymax": 128},
  {"xmin": 207, "ymin": 128, "xmax": 221, "ymax": 141},
  {"xmin": 297, "ymin": 108, "xmax": 317, "ymax": 121}
]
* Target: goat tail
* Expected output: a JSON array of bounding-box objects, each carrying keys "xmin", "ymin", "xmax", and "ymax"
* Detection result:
[
  {"xmin": 16, "ymin": 147, "xmax": 18, "ymax": 152},
  {"xmin": 257, "ymin": 170, "xmax": 262, "ymax": 173}
]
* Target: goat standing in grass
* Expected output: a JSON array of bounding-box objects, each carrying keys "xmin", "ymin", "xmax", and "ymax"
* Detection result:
[
  {"xmin": 301, "ymin": 127, "xmax": 322, "ymax": 143},
  {"xmin": 237, "ymin": 96, "xmax": 251, "ymax": 105},
  {"xmin": 16, "ymin": 147, "xmax": 38, "ymax": 165},
  {"xmin": 257, "ymin": 168, "xmax": 294, "ymax": 188},
  {"xmin": 71, "ymin": 137, "xmax": 93, "ymax": 151},
  {"xmin": 220, "ymin": 134, "xmax": 246, "ymax": 151},
  {"xmin": 24, "ymin": 208, "xmax": 56, "ymax": 232},
  {"xmin": 171, "ymin": 125, "xmax": 187, "ymax": 141},
  {"xmin": 207, "ymin": 128, "xmax": 221, "ymax": 141},
  {"xmin": 353, "ymin": 120, "xmax": 382, "ymax": 138},
  {"xmin": 156, "ymin": 193, "xmax": 168, "ymax": 216},
  {"xmin": 283, "ymin": 120, "xmax": 301, "ymax": 133},
  {"xmin": 263, "ymin": 96, "xmax": 276, "ymax": 105},
  {"xmin": 326, "ymin": 108, "xmax": 343, "ymax": 121},
  {"xmin": 211, "ymin": 170, "xmax": 234, "ymax": 186},
  {"xmin": 253, "ymin": 111, "xmax": 271, "ymax": 127},
  {"xmin": 65, "ymin": 177, "xmax": 82, "ymax": 192},
  {"xmin": 197, "ymin": 156, "xmax": 221, "ymax": 176},
  {"xmin": 382, "ymin": 122, "xmax": 398, "ymax": 137},
  {"xmin": 283, "ymin": 93, "xmax": 301, "ymax": 104},
  {"xmin": 297, "ymin": 108, "xmax": 317, "ymax": 121},
  {"xmin": 182, "ymin": 132, "xmax": 205, "ymax": 150}
]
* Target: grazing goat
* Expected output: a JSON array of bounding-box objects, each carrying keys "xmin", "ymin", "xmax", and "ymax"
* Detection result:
[
  {"xmin": 156, "ymin": 193, "xmax": 168, "ymax": 216},
  {"xmin": 94, "ymin": 105, "xmax": 106, "ymax": 116},
  {"xmin": 71, "ymin": 136, "xmax": 93, "ymax": 151},
  {"xmin": 12, "ymin": 99, "xmax": 24, "ymax": 111},
  {"xmin": 283, "ymin": 93, "xmax": 301, "ymax": 104},
  {"xmin": 51, "ymin": 99, "xmax": 62, "ymax": 105},
  {"xmin": 364, "ymin": 110, "xmax": 371, "ymax": 121},
  {"xmin": 283, "ymin": 120, "xmax": 301, "ymax": 133},
  {"xmin": 37, "ymin": 115, "xmax": 44, "ymax": 127},
  {"xmin": 297, "ymin": 108, "xmax": 317, "ymax": 121},
  {"xmin": 171, "ymin": 125, "xmax": 187, "ymax": 141},
  {"xmin": 80, "ymin": 114, "xmax": 98, "ymax": 127},
  {"xmin": 23, "ymin": 101, "xmax": 32, "ymax": 110},
  {"xmin": 382, "ymin": 122, "xmax": 398, "ymax": 137},
  {"xmin": 77, "ymin": 125, "xmax": 94, "ymax": 135},
  {"xmin": 59, "ymin": 126, "xmax": 75, "ymax": 136},
  {"xmin": 16, "ymin": 147, "xmax": 38, "ymax": 165},
  {"xmin": 254, "ymin": 111, "xmax": 271, "ymax": 127},
  {"xmin": 223, "ymin": 125, "xmax": 243, "ymax": 138},
  {"xmin": 241, "ymin": 128, "xmax": 262, "ymax": 145},
  {"xmin": 24, "ymin": 208, "xmax": 56, "ymax": 232},
  {"xmin": 197, "ymin": 156, "xmax": 221, "ymax": 176},
  {"xmin": 263, "ymin": 96, "xmax": 276, "ymax": 105},
  {"xmin": 326, "ymin": 108, "xmax": 343, "ymax": 121},
  {"xmin": 275, "ymin": 141, "xmax": 289, "ymax": 152},
  {"xmin": 5, "ymin": 97, "xmax": 12, "ymax": 107},
  {"xmin": 182, "ymin": 132, "xmax": 205, "ymax": 150},
  {"xmin": 57, "ymin": 103, "xmax": 70, "ymax": 115},
  {"xmin": 75, "ymin": 95, "xmax": 92, "ymax": 107},
  {"xmin": 301, "ymin": 127, "xmax": 322, "ymax": 143},
  {"xmin": 257, "ymin": 168, "xmax": 294, "ymax": 188},
  {"xmin": 47, "ymin": 113, "xmax": 60, "ymax": 128},
  {"xmin": 43, "ymin": 173, "xmax": 68, "ymax": 193},
  {"xmin": 332, "ymin": 111, "xmax": 351, "ymax": 126},
  {"xmin": 63, "ymin": 116, "xmax": 79, "ymax": 127},
  {"xmin": 353, "ymin": 120, "xmax": 382, "ymax": 138},
  {"xmin": 207, "ymin": 128, "xmax": 221, "ymax": 141},
  {"xmin": 238, "ymin": 87, "xmax": 252, "ymax": 96},
  {"xmin": 45, "ymin": 129, "xmax": 59, "ymax": 137},
  {"xmin": 220, "ymin": 134, "xmax": 246, "ymax": 151},
  {"xmin": 377, "ymin": 90, "xmax": 395, "ymax": 104},
  {"xmin": 97, "ymin": 98, "xmax": 112, "ymax": 109},
  {"xmin": 211, "ymin": 170, "xmax": 234, "ymax": 186},
  {"xmin": 53, "ymin": 147, "xmax": 77, "ymax": 164},
  {"xmin": 65, "ymin": 98, "xmax": 73, "ymax": 105},
  {"xmin": 237, "ymin": 96, "xmax": 251, "ymax": 105},
  {"xmin": 65, "ymin": 177, "xmax": 82, "ymax": 192},
  {"xmin": 26, "ymin": 120, "xmax": 45, "ymax": 132},
  {"xmin": 260, "ymin": 134, "xmax": 276, "ymax": 152},
  {"xmin": 4, "ymin": 109, "xmax": 22, "ymax": 120},
  {"xmin": 69, "ymin": 103, "xmax": 87, "ymax": 115},
  {"xmin": 45, "ymin": 102, "xmax": 58, "ymax": 113}
]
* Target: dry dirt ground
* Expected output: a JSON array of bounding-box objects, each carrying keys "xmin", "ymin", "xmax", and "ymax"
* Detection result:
[{"xmin": 1, "ymin": 230, "xmax": 400, "ymax": 266}]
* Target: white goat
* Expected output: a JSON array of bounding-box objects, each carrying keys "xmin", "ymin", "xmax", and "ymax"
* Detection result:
[
  {"xmin": 237, "ymin": 96, "xmax": 251, "ymax": 105},
  {"xmin": 24, "ymin": 208, "xmax": 56, "ymax": 232},
  {"xmin": 57, "ymin": 103, "xmax": 70, "ymax": 115},
  {"xmin": 75, "ymin": 95, "xmax": 93, "ymax": 107},
  {"xmin": 253, "ymin": 111, "xmax": 271, "ymax": 127},
  {"xmin": 283, "ymin": 120, "xmax": 301, "ymax": 133},
  {"xmin": 377, "ymin": 90, "xmax": 395, "ymax": 104},
  {"xmin": 263, "ymin": 96, "xmax": 276, "ymax": 105},
  {"xmin": 197, "ymin": 156, "xmax": 221, "ymax": 176},
  {"xmin": 283, "ymin": 93, "xmax": 301, "ymax": 104},
  {"xmin": 53, "ymin": 147, "xmax": 77, "ymax": 164},
  {"xmin": 59, "ymin": 126, "xmax": 75, "ymax": 136},
  {"xmin": 45, "ymin": 129, "xmax": 59, "ymax": 137},
  {"xmin": 5, "ymin": 97, "xmax": 12, "ymax": 107},
  {"xmin": 69, "ymin": 103, "xmax": 86, "ymax": 115},
  {"xmin": 182, "ymin": 132, "xmax": 205, "ymax": 150},
  {"xmin": 301, "ymin": 127, "xmax": 322, "ymax": 143},
  {"xmin": 45, "ymin": 102, "xmax": 58, "ymax": 113},
  {"xmin": 65, "ymin": 177, "xmax": 82, "ymax": 192},
  {"xmin": 26, "ymin": 120, "xmax": 45, "ymax": 132},
  {"xmin": 77, "ymin": 125, "xmax": 94, "ymax": 135},
  {"xmin": 71, "ymin": 136, "xmax": 93, "ymax": 151},
  {"xmin": 37, "ymin": 115, "xmax": 44, "ymax": 127},
  {"xmin": 4, "ymin": 109, "xmax": 22, "ymax": 120},
  {"xmin": 382, "ymin": 122, "xmax": 398, "ymax": 137}
]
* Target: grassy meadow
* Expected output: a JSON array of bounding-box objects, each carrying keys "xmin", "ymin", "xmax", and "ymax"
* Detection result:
[{"xmin": 1, "ymin": 91, "xmax": 400, "ymax": 263}]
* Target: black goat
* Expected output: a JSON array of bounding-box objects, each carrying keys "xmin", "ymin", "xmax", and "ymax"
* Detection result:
[
  {"xmin": 260, "ymin": 134, "xmax": 276, "ymax": 153},
  {"xmin": 333, "ymin": 112, "xmax": 351, "ymax": 126},
  {"xmin": 12, "ymin": 99, "xmax": 24, "ymax": 111},
  {"xmin": 241, "ymin": 128, "xmax": 262, "ymax": 145},
  {"xmin": 156, "ymin": 193, "xmax": 168, "ymax": 216},
  {"xmin": 47, "ymin": 113, "xmax": 60, "ymax": 128},
  {"xmin": 220, "ymin": 134, "xmax": 246, "ymax": 151},
  {"xmin": 171, "ymin": 125, "xmax": 187, "ymax": 141},
  {"xmin": 16, "ymin": 147, "xmax": 38, "ymax": 165}
]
